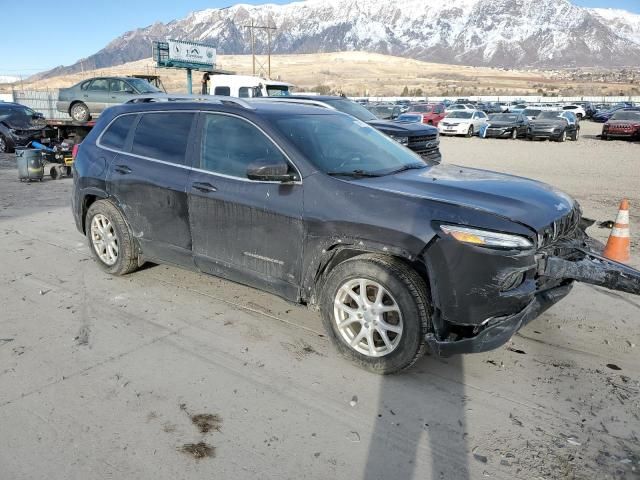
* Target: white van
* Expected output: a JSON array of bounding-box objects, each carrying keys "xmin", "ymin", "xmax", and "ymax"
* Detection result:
[{"xmin": 209, "ymin": 75, "xmax": 293, "ymax": 98}]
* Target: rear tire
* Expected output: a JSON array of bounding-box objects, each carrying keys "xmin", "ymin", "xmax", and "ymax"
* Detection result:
[
  {"xmin": 320, "ymin": 254, "xmax": 431, "ymax": 374},
  {"xmin": 70, "ymin": 102, "xmax": 90, "ymax": 123},
  {"xmin": 572, "ymin": 129, "xmax": 579, "ymax": 141},
  {"xmin": 86, "ymin": 199, "xmax": 139, "ymax": 276}
]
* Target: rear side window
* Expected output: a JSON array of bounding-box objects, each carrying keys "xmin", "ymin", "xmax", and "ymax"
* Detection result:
[
  {"xmin": 238, "ymin": 87, "xmax": 252, "ymax": 98},
  {"xmin": 214, "ymin": 86, "xmax": 230, "ymax": 96},
  {"xmin": 131, "ymin": 113, "xmax": 195, "ymax": 165},
  {"xmin": 100, "ymin": 114, "xmax": 136, "ymax": 150}
]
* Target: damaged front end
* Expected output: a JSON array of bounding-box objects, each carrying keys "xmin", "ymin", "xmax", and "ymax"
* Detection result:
[{"xmin": 426, "ymin": 210, "xmax": 640, "ymax": 357}]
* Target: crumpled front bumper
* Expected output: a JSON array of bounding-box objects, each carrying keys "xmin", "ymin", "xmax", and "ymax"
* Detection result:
[
  {"xmin": 426, "ymin": 283, "xmax": 573, "ymax": 356},
  {"xmin": 426, "ymin": 237, "xmax": 640, "ymax": 357}
]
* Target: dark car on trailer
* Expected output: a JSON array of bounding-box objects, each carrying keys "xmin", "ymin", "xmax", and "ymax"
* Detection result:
[
  {"xmin": 602, "ymin": 110, "xmax": 640, "ymax": 141},
  {"xmin": 257, "ymin": 95, "xmax": 441, "ymax": 162},
  {"xmin": 484, "ymin": 112, "xmax": 528, "ymax": 139},
  {"xmin": 72, "ymin": 95, "xmax": 640, "ymax": 374},
  {"xmin": 527, "ymin": 111, "xmax": 579, "ymax": 142},
  {"xmin": 0, "ymin": 102, "xmax": 46, "ymax": 153}
]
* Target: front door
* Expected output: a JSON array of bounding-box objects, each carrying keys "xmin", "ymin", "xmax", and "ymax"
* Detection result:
[
  {"xmin": 108, "ymin": 79, "xmax": 137, "ymax": 107},
  {"xmin": 106, "ymin": 111, "xmax": 197, "ymax": 265},
  {"xmin": 188, "ymin": 112, "xmax": 304, "ymax": 300}
]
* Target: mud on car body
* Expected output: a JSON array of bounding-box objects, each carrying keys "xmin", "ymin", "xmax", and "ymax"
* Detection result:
[{"xmin": 72, "ymin": 95, "xmax": 640, "ymax": 374}]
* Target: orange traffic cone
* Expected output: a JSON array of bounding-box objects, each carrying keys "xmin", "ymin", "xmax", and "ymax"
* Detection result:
[{"xmin": 603, "ymin": 199, "xmax": 631, "ymax": 263}]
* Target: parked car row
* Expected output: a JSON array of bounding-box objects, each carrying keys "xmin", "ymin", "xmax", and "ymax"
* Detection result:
[{"xmin": 429, "ymin": 109, "xmax": 581, "ymax": 142}]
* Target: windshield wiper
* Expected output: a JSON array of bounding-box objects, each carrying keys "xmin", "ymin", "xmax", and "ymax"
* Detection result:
[
  {"xmin": 326, "ymin": 169, "xmax": 382, "ymax": 178},
  {"xmin": 383, "ymin": 163, "xmax": 428, "ymax": 176}
]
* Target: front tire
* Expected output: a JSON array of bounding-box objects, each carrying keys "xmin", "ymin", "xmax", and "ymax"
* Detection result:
[
  {"xmin": 0, "ymin": 134, "xmax": 11, "ymax": 153},
  {"xmin": 466, "ymin": 125, "xmax": 474, "ymax": 137},
  {"xmin": 557, "ymin": 130, "xmax": 567, "ymax": 142},
  {"xmin": 320, "ymin": 254, "xmax": 431, "ymax": 374},
  {"xmin": 70, "ymin": 102, "xmax": 90, "ymax": 122},
  {"xmin": 511, "ymin": 128, "xmax": 518, "ymax": 139},
  {"xmin": 86, "ymin": 200, "xmax": 139, "ymax": 276}
]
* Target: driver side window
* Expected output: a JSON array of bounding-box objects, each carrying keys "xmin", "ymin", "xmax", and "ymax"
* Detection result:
[{"xmin": 200, "ymin": 114, "xmax": 288, "ymax": 179}]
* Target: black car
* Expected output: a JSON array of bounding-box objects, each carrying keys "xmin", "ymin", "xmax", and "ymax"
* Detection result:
[
  {"xmin": 527, "ymin": 111, "xmax": 579, "ymax": 142},
  {"xmin": 257, "ymin": 95, "xmax": 441, "ymax": 162},
  {"xmin": 483, "ymin": 113, "xmax": 528, "ymax": 139},
  {"xmin": 72, "ymin": 96, "xmax": 640, "ymax": 374},
  {"xmin": 0, "ymin": 102, "xmax": 46, "ymax": 153}
]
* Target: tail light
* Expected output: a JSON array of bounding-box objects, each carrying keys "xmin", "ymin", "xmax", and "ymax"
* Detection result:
[{"xmin": 72, "ymin": 144, "xmax": 79, "ymax": 159}]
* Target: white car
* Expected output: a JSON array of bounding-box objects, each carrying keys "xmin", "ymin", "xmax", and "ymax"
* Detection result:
[
  {"xmin": 438, "ymin": 110, "xmax": 488, "ymax": 137},
  {"xmin": 444, "ymin": 103, "xmax": 475, "ymax": 114},
  {"xmin": 562, "ymin": 105, "xmax": 586, "ymax": 119}
]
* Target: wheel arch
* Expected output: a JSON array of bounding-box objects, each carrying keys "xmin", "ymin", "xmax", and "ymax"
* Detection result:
[
  {"xmin": 80, "ymin": 189, "xmax": 109, "ymax": 234},
  {"xmin": 305, "ymin": 241, "xmax": 432, "ymax": 306}
]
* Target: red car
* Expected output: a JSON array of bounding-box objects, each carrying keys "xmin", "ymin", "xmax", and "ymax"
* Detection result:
[
  {"xmin": 602, "ymin": 110, "xmax": 640, "ymax": 140},
  {"xmin": 403, "ymin": 103, "xmax": 446, "ymax": 126}
]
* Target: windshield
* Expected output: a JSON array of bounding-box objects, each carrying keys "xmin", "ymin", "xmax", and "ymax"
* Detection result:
[
  {"xmin": 0, "ymin": 105, "xmax": 36, "ymax": 121},
  {"xmin": 127, "ymin": 78, "xmax": 161, "ymax": 94},
  {"xmin": 523, "ymin": 109, "xmax": 541, "ymax": 116},
  {"xmin": 447, "ymin": 111, "xmax": 473, "ymax": 119},
  {"xmin": 323, "ymin": 98, "xmax": 378, "ymax": 122},
  {"xmin": 489, "ymin": 114, "xmax": 518, "ymax": 122},
  {"xmin": 368, "ymin": 105, "xmax": 396, "ymax": 119},
  {"xmin": 537, "ymin": 111, "xmax": 562, "ymax": 120},
  {"xmin": 408, "ymin": 104, "xmax": 433, "ymax": 113},
  {"xmin": 266, "ymin": 85, "xmax": 290, "ymax": 97},
  {"xmin": 610, "ymin": 111, "xmax": 640, "ymax": 121},
  {"xmin": 273, "ymin": 113, "xmax": 425, "ymax": 176},
  {"xmin": 448, "ymin": 105, "xmax": 466, "ymax": 110}
]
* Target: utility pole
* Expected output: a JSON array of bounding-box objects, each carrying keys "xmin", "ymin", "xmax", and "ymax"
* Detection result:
[{"xmin": 243, "ymin": 20, "xmax": 277, "ymax": 78}]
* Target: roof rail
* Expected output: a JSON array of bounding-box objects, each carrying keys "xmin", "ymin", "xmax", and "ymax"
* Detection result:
[
  {"xmin": 126, "ymin": 94, "xmax": 254, "ymax": 110},
  {"xmin": 248, "ymin": 97, "xmax": 335, "ymax": 110}
]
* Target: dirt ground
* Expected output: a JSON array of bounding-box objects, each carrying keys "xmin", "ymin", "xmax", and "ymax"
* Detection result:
[{"xmin": 0, "ymin": 120, "xmax": 638, "ymax": 480}]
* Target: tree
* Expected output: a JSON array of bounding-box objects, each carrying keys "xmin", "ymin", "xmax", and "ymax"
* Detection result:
[{"xmin": 401, "ymin": 86, "xmax": 409, "ymax": 97}]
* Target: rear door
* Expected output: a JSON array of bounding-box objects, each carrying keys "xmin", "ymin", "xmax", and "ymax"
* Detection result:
[
  {"xmin": 106, "ymin": 111, "xmax": 197, "ymax": 265},
  {"xmin": 188, "ymin": 112, "xmax": 304, "ymax": 300},
  {"xmin": 85, "ymin": 78, "xmax": 110, "ymax": 114}
]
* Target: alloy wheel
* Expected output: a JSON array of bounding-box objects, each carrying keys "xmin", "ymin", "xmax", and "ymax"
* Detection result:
[
  {"xmin": 90, "ymin": 214, "xmax": 119, "ymax": 266},
  {"xmin": 0, "ymin": 135, "xmax": 7, "ymax": 153},
  {"xmin": 333, "ymin": 278, "xmax": 403, "ymax": 357}
]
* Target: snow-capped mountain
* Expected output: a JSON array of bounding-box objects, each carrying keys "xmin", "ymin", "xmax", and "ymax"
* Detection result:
[
  {"xmin": 590, "ymin": 7, "xmax": 640, "ymax": 47},
  {"xmin": 34, "ymin": 0, "xmax": 640, "ymax": 80},
  {"xmin": 0, "ymin": 75, "xmax": 20, "ymax": 84}
]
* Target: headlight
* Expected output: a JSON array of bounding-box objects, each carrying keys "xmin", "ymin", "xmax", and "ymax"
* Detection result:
[
  {"xmin": 390, "ymin": 135, "xmax": 409, "ymax": 145},
  {"xmin": 440, "ymin": 225, "xmax": 534, "ymax": 249}
]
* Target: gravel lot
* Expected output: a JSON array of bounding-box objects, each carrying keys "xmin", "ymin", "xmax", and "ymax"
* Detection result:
[{"xmin": 1, "ymin": 120, "xmax": 638, "ymax": 480}]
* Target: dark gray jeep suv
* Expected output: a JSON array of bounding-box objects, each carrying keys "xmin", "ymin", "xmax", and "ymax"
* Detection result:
[{"xmin": 72, "ymin": 95, "xmax": 640, "ymax": 374}]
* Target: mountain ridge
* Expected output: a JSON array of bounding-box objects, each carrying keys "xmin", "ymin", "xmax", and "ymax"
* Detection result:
[{"xmin": 32, "ymin": 0, "xmax": 640, "ymax": 80}]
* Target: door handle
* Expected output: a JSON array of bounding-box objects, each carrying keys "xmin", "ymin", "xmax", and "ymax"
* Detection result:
[
  {"xmin": 114, "ymin": 165, "xmax": 132, "ymax": 174},
  {"xmin": 192, "ymin": 182, "xmax": 217, "ymax": 193}
]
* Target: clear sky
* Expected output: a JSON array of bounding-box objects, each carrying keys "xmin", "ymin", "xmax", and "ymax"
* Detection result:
[{"xmin": 0, "ymin": 0, "xmax": 638, "ymax": 77}]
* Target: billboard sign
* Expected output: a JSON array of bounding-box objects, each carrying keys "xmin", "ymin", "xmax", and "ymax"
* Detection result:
[{"xmin": 167, "ymin": 40, "xmax": 216, "ymax": 68}]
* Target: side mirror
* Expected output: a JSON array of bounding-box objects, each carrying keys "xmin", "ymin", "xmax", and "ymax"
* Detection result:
[
  {"xmin": 247, "ymin": 159, "xmax": 296, "ymax": 182},
  {"xmin": 32, "ymin": 112, "xmax": 44, "ymax": 119}
]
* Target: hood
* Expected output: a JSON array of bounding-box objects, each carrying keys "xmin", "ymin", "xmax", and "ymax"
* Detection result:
[
  {"xmin": 530, "ymin": 118, "xmax": 565, "ymax": 127},
  {"xmin": 368, "ymin": 119, "xmax": 437, "ymax": 136},
  {"xmin": 606, "ymin": 120, "xmax": 640, "ymax": 127},
  {"xmin": 441, "ymin": 118, "xmax": 471, "ymax": 124},
  {"xmin": 487, "ymin": 121, "xmax": 517, "ymax": 128},
  {"xmin": 351, "ymin": 163, "xmax": 575, "ymax": 231}
]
